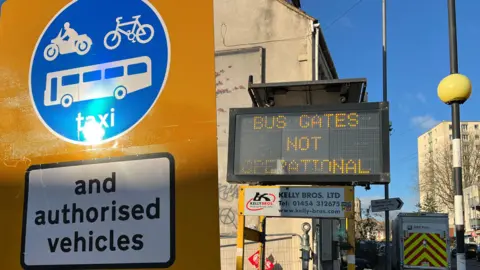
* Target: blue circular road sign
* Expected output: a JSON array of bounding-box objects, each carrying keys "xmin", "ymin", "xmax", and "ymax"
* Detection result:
[{"xmin": 29, "ymin": 0, "xmax": 170, "ymax": 145}]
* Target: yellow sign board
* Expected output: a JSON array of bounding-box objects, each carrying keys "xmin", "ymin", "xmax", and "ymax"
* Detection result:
[{"xmin": 0, "ymin": 0, "xmax": 219, "ymax": 269}]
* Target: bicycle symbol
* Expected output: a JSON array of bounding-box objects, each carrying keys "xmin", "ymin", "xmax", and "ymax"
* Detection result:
[{"xmin": 103, "ymin": 15, "xmax": 155, "ymax": 50}]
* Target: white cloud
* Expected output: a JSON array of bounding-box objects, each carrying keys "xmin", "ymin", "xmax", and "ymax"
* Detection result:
[
  {"xmin": 416, "ymin": 92, "xmax": 427, "ymax": 103},
  {"xmin": 411, "ymin": 115, "xmax": 440, "ymax": 130}
]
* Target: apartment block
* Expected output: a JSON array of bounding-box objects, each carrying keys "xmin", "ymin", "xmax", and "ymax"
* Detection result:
[
  {"xmin": 418, "ymin": 121, "xmax": 480, "ymax": 234},
  {"xmin": 464, "ymin": 185, "xmax": 480, "ymax": 243}
]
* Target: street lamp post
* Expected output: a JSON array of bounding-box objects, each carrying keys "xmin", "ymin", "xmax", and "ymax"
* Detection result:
[
  {"xmin": 438, "ymin": 79, "xmax": 472, "ymax": 270},
  {"xmin": 438, "ymin": 73, "xmax": 471, "ymax": 270},
  {"xmin": 438, "ymin": 1, "xmax": 473, "ymax": 270}
]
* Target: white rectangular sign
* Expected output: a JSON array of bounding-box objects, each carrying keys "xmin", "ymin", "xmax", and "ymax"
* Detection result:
[
  {"xmin": 243, "ymin": 187, "xmax": 352, "ymax": 218},
  {"xmin": 370, "ymin": 197, "xmax": 403, "ymax": 212},
  {"xmin": 21, "ymin": 153, "xmax": 175, "ymax": 269}
]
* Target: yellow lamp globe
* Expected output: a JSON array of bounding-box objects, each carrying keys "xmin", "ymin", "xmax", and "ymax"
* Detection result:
[{"xmin": 437, "ymin": 73, "xmax": 472, "ymax": 104}]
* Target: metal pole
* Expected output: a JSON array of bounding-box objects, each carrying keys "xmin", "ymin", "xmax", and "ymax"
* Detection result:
[
  {"xmin": 448, "ymin": 0, "xmax": 459, "ymax": 74},
  {"xmin": 447, "ymin": 1, "xmax": 465, "ymax": 270},
  {"xmin": 384, "ymin": 186, "xmax": 390, "ymax": 270},
  {"xmin": 312, "ymin": 23, "xmax": 320, "ymax": 270},
  {"xmin": 258, "ymin": 216, "xmax": 266, "ymax": 270},
  {"xmin": 315, "ymin": 224, "xmax": 322, "ymax": 270},
  {"xmin": 236, "ymin": 187, "xmax": 246, "ymax": 270},
  {"xmin": 452, "ymin": 104, "xmax": 465, "ymax": 269},
  {"xmin": 347, "ymin": 187, "xmax": 356, "ymax": 270},
  {"xmin": 382, "ymin": 0, "xmax": 388, "ymax": 103},
  {"xmin": 382, "ymin": 1, "xmax": 391, "ymax": 270}
]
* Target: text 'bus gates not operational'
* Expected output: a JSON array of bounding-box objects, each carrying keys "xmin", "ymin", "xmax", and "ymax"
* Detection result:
[{"xmin": 226, "ymin": 102, "xmax": 391, "ymax": 186}]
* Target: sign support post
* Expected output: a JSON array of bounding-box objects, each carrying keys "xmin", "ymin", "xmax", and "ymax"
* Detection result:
[
  {"xmin": 258, "ymin": 216, "xmax": 267, "ymax": 270},
  {"xmin": 235, "ymin": 212, "xmax": 246, "ymax": 270},
  {"xmin": 235, "ymin": 186, "xmax": 246, "ymax": 270},
  {"xmin": 347, "ymin": 217, "xmax": 355, "ymax": 270},
  {"xmin": 346, "ymin": 187, "xmax": 356, "ymax": 270},
  {"xmin": 236, "ymin": 186, "xmax": 267, "ymax": 270}
]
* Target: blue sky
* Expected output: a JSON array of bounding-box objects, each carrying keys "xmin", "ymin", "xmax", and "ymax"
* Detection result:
[{"xmin": 303, "ymin": 0, "xmax": 480, "ymax": 216}]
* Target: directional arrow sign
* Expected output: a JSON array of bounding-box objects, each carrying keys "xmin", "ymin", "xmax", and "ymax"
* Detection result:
[{"xmin": 371, "ymin": 198, "xmax": 404, "ymax": 212}]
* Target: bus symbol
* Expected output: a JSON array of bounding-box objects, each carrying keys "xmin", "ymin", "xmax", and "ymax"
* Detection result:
[{"xmin": 43, "ymin": 56, "xmax": 152, "ymax": 108}]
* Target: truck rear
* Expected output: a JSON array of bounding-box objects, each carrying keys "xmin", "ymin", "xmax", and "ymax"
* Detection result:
[{"xmin": 392, "ymin": 213, "xmax": 450, "ymax": 270}]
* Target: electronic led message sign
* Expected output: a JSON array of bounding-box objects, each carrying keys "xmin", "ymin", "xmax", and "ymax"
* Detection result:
[{"xmin": 226, "ymin": 102, "xmax": 390, "ymax": 184}]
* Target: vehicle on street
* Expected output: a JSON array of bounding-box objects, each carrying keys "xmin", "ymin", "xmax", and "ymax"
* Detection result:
[
  {"xmin": 477, "ymin": 245, "xmax": 480, "ymax": 261},
  {"xmin": 392, "ymin": 213, "xmax": 450, "ymax": 270},
  {"xmin": 452, "ymin": 243, "xmax": 478, "ymax": 259},
  {"xmin": 466, "ymin": 243, "xmax": 477, "ymax": 259},
  {"xmin": 378, "ymin": 245, "xmax": 385, "ymax": 257},
  {"xmin": 354, "ymin": 258, "xmax": 373, "ymax": 270}
]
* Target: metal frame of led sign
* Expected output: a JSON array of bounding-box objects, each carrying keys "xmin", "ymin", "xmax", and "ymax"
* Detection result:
[{"xmin": 226, "ymin": 102, "xmax": 390, "ymax": 185}]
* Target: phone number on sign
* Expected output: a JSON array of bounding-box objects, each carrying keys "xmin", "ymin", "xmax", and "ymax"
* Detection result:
[{"xmin": 280, "ymin": 200, "xmax": 341, "ymax": 207}]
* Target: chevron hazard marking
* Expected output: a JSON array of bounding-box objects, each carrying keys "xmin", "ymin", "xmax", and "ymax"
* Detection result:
[{"xmin": 403, "ymin": 232, "xmax": 447, "ymax": 267}]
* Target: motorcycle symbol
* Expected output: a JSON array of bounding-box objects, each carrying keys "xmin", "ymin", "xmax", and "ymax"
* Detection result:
[
  {"xmin": 43, "ymin": 27, "xmax": 93, "ymax": 61},
  {"xmin": 103, "ymin": 15, "xmax": 155, "ymax": 50}
]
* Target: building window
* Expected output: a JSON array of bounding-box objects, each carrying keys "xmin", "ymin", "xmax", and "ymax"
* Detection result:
[
  {"xmin": 476, "ymin": 135, "xmax": 479, "ymax": 140},
  {"xmin": 449, "ymin": 124, "xmax": 452, "ymax": 130},
  {"xmin": 475, "ymin": 124, "xmax": 479, "ymax": 130},
  {"xmin": 463, "ymin": 134, "xmax": 469, "ymax": 140},
  {"xmin": 462, "ymin": 124, "xmax": 468, "ymax": 131},
  {"xmin": 476, "ymin": 145, "xmax": 480, "ymax": 151}
]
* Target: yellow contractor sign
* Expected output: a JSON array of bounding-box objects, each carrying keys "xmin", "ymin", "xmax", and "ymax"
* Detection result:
[
  {"xmin": 239, "ymin": 186, "xmax": 354, "ymax": 218},
  {"xmin": 0, "ymin": 0, "xmax": 219, "ymax": 269}
]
